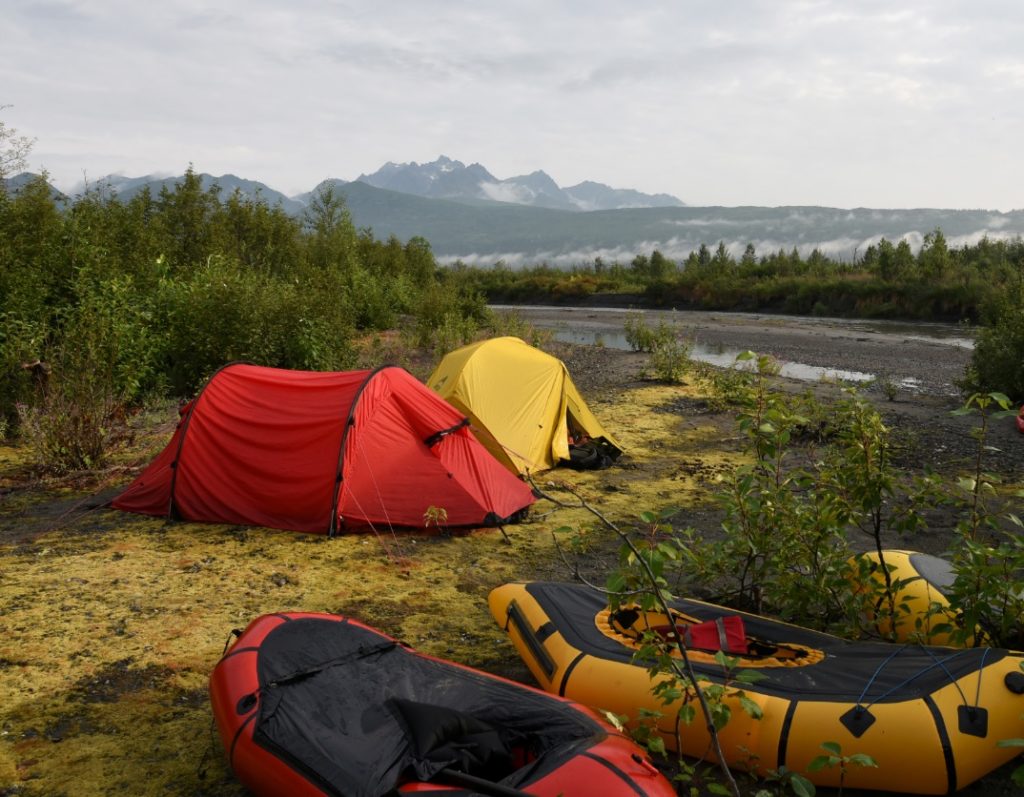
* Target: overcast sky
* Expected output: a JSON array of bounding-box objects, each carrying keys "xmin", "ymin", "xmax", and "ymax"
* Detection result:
[{"xmin": 3, "ymin": 0, "xmax": 1023, "ymax": 210}]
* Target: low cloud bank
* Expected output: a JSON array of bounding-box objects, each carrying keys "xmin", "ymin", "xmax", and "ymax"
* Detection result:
[{"xmin": 437, "ymin": 228, "xmax": 1024, "ymax": 268}]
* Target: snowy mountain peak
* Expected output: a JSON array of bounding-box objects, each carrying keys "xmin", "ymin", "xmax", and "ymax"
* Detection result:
[{"xmin": 358, "ymin": 157, "xmax": 683, "ymax": 210}]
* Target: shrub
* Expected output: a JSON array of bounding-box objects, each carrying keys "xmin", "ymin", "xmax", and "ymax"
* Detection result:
[
  {"xmin": 16, "ymin": 366, "xmax": 120, "ymax": 473},
  {"xmin": 154, "ymin": 255, "xmax": 356, "ymax": 393},
  {"xmin": 679, "ymin": 362, "xmax": 938, "ymax": 635},
  {"xmin": 17, "ymin": 272, "xmax": 158, "ymax": 471},
  {"xmin": 485, "ymin": 308, "xmax": 552, "ymax": 348},
  {"xmin": 429, "ymin": 311, "xmax": 480, "ymax": 356},
  {"xmin": 624, "ymin": 311, "xmax": 657, "ymax": 352},
  {"xmin": 650, "ymin": 334, "xmax": 693, "ymax": 383},
  {"xmin": 965, "ymin": 294, "xmax": 1024, "ymax": 400},
  {"xmin": 411, "ymin": 282, "xmax": 488, "ymax": 351},
  {"xmin": 939, "ymin": 393, "xmax": 1024, "ymax": 649},
  {"xmin": 347, "ymin": 264, "xmax": 402, "ymax": 330},
  {"xmin": 0, "ymin": 312, "xmax": 49, "ymax": 432}
]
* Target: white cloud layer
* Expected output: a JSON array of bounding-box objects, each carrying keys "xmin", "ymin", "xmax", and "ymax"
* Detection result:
[{"xmin": 2, "ymin": 0, "xmax": 1023, "ymax": 209}]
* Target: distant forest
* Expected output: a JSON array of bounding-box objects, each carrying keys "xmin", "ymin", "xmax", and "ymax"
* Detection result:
[
  {"xmin": 451, "ymin": 233, "xmax": 1024, "ymax": 401},
  {"xmin": 453, "ymin": 234, "xmax": 1024, "ymax": 324}
]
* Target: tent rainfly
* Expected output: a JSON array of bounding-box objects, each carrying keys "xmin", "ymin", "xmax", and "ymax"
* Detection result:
[
  {"xmin": 111, "ymin": 363, "xmax": 535, "ymax": 534},
  {"xmin": 427, "ymin": 337, "xmax": 622, "ymax": 476}
]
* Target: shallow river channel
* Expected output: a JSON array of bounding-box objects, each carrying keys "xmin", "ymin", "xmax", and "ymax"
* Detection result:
[{"xmin": 491, "ymin": 305, "xmax": 976, "ymax": 397}]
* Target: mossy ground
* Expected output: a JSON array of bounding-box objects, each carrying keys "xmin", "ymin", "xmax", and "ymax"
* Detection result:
[{"xmin": 0, "ymin": 370, "xmax": 741, "ymax": 796}]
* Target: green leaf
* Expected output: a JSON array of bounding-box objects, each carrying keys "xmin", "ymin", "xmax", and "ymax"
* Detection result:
[
  {"xmin": 713, "ymin": 649, "xmax": 730, "ymax": 668},
  {"xmin": 806, "ymin": 755, "xmax": 833, "ymax": 772},
  {"xmin": 605, "ymin": 573, "xmax": 627, "ymax": 594},
  {"xmin": 707, "ymin": 783, "xmax": 732, "ymax": 796},
  {"xmin": 739, "ymin": 694, "xmax": 764, "ymax": 719},
  {"xmin": 847, "ymin": 753, "xmax": 878, "ymax": 768},
  {"xmin": 789, "ymin": 772, "xmax": 817, "ymax": 797},
  {"xmin": 735, "ymin": 668, "xmax": 769, "ymax": 684},
  {"xmin": 997, "ymin": 738, "xmax": 1024, "ymax": 748},
  {"xmin": 820, "ymin": 741, "xmax": 842, "ymax": 756},
  {"xmin": 710, "ymin": 702, "xmax": 732, "ymax": 730},
  {"xmin": 990, "ymin": 391, "xmax": 1012, "ymax": 408}
]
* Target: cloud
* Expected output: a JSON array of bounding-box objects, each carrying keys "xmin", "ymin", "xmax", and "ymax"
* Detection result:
[
  {"xmin": 478, "ymin": 182, "xmax": 533, "ymax": 204},
  {"xmin": 4, "ymin": 1, "xmax": 1024, "ymax": 208},
  {"xmin": 434, "ymin": 222, "xmax": 1024, "ymax": 269}
]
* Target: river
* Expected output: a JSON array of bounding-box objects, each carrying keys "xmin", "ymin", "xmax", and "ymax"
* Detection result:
[{"xmin": 490, "ymin": 305, "xmax": 975, "ymax": 397}]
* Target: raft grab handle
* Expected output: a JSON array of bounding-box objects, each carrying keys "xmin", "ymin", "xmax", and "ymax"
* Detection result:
[{"xmin": 506, "ymin": 600, "xmax": 557, "ymax": 679}]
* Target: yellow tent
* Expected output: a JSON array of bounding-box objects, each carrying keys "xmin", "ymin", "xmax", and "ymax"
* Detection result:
[{"xmin": 427, "ymin": 337, "xmax": 622, "ymax": 475}]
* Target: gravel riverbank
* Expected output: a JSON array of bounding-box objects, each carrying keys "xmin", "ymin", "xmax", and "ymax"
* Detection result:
[{"xmin": 510, "ymin": 304, "xmax": 1024, "ymax": 489}]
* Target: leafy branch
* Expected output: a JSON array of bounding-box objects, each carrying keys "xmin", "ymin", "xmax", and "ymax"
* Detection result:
[{"xmin": 532, "ymin": 479, "xmax": 743, "ymax": 797}]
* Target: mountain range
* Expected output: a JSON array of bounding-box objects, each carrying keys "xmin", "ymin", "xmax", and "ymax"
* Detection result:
[
  {"xmin": 6, "ymin": 157, "xmax": 1024, "ymax": 265},
  {"xmin": 351, "ymin": 156, "xmax": 685, "ymax": 211}
]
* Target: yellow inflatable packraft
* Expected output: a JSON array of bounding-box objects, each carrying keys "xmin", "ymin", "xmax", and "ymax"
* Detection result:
[{"xmin": 490, "ymin": 581, "xmax": 1024, "ymax": 794}]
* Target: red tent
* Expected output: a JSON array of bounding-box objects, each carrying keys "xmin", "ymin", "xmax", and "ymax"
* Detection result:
[{"xmin": 111, "ymin": 364, "xmax": 535, "ymax": 534}]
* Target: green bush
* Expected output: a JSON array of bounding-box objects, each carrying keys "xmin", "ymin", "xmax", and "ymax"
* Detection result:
[
  {"xmin": 154, "ymin": 255, "xmax": 356, "ymax": 394},
  {"xmin": 0, "ymin": 312, "xmax": 48, "ymax": 433},
  {"xmin": 623, "ymin": 311, "xmax": 657, "ymax": 352},
  {"xmin": 679, "ymin": 364, "xmax": 938, "ymax": 635},
  {"xmin": 411, "ymin": 281, "xmax": 488, "ymax": 350},
  {"xmin": 486, "ymin": 308, "xmax": 552, "ymax": 348},
  {"xmin": 17, "ymin": 272, "xmax": 158, "ymax": 471},
  {"xmin": 429, "ymin": 311, "xmax": 480, "ymax": 356},
  {"xmin": 650, "ymin": 334, "xmax": 692, "ymax": 383},
  {"xmin": 966, "ymin": 294, "xmax": 1024, "ymax": 400},
  {"xmin": 940, "ymin": 393, "xmax": 1024, "ymax": 649}
]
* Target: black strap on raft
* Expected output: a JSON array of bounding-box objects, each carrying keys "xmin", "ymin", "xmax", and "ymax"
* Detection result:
[
  {"xmin": 841, "ymin": 644, "xmax": 991, "ymax": 739},
  {"xmin": 504, "ymin": 601, "xmax": 556, "ymax": 679},
  {"xmin": 424, "ymin": 418, "xmax": 470, "ymax": 448},
  {"xmin": 220, "ymin": 628, "xmax": 242, "ymax": 657},
  {"xmin": 436, "ymin": 768, "xmax": 537, "ymax": 797}
]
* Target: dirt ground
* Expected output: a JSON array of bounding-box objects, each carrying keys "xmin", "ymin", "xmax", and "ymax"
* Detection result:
[{"xmin": 1, "ymin": 311, "xmax": 1022, "ymax": 797}]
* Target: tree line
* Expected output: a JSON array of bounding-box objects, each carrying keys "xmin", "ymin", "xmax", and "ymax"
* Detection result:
[{"xmin": 0, "ymin": 169, "xmax": 486, "ymax": 468}]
